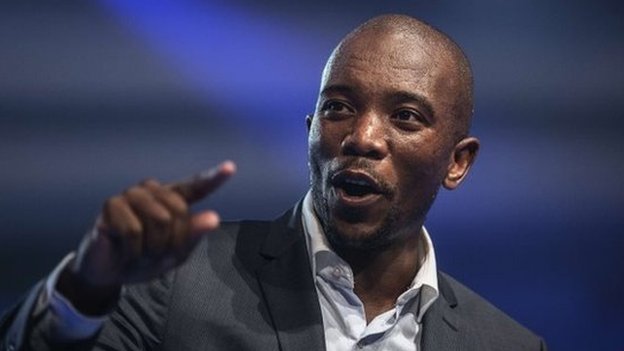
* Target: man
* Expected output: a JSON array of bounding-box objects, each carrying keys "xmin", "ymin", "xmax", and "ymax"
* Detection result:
[{"xmin": 0, "ymin": 14, "xmax": 546, "ymax": 350}]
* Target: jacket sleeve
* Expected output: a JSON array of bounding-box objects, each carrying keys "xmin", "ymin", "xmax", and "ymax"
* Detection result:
[
  {"xmin": 0, "ymin": 281, "xmax": 45, "ymax": 351},
  {"xmin": 0, "ymin": 272, "xmax": 174, "ymax": 351}
]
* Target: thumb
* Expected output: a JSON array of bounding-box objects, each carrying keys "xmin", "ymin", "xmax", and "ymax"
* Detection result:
[{"xmin": 190, "ymin": 210, "xmax": 221, "ymax": 238}]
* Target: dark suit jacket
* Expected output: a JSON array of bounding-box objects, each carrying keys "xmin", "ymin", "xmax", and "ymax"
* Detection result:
[{"xmin": 1, "ymin": 202, "xmax": 546, "ymax": 350}]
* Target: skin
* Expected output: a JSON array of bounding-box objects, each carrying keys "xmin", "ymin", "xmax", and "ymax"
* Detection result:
[
  {"xmin": 59, "ymin": 15, "xmax": 479, "ymax": 324},
  {"xmin": 308, "ymin": 16, "xmax": 479, "ymax": 322},
  {"xmin": 57, "ymin": 161, "xmax": 236, "ymax": 315}
]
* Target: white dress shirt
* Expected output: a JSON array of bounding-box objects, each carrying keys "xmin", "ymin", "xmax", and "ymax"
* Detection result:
[{"xmin": 301, "ymin": 192, "xmax": 439, "ymax": 351}]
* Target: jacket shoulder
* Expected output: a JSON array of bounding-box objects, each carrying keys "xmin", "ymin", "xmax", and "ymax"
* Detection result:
[{"xmin": 439, "ymin": 272, "xmax": 546, "ymax": 350}]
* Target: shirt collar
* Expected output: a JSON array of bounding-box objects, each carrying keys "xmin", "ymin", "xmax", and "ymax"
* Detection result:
[{"xmin": 301, "ymin": 191, "xmax": 439, "ymax": 321}]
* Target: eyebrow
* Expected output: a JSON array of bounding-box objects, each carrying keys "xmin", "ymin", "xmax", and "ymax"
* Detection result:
[
  {"xmin": 389, "ymin": 91, "xmax": 436, "ymax": 121},
  {"xmin": 319, "ymin": 84, "xmax": 354, "ymax": 98},
  {"xmin": 319, "ymin": 84, "xmax": 436, "ymax": 121}
]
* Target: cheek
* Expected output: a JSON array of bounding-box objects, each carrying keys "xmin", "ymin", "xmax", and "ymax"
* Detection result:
[
  {"xmin": 308, "ymin": 120, "xmax": 343, "ymax": 161},
  {"xmin": 307, "ymin": 121, "xmax": 334, "ymax": 184},
  {"xmin": 393, "ymin": 139, "xmax": 451, "ymax": 193},
  {"xmin": 402, "ymin": 158, "xmax": 440, "ymax": 191},
  {"xmin": 393, "ymin": 154, "xmax": 445, "ymax": 219},
  {"xmin": 307, "ymin": 124, "xmax": 324, "ymax": 170}
]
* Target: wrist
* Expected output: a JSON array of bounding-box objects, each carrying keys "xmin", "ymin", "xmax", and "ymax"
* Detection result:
[{"xmin": 56, "ymin": 266, "xmax": 121, "ymax": 316}]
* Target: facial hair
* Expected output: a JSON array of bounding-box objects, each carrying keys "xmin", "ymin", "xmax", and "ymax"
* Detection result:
[{"xmin": 309, "ymin": 157, "xmax": 439, "ymax": 252}]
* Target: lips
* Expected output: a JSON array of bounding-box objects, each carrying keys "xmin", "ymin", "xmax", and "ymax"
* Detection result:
[
  {"xmin": 330, "ymin": 169, "xmax": 386, "ymax": 207},
  {"xmin": 331, "ymin": 170, "xmax": 382, "ymax": 195}
]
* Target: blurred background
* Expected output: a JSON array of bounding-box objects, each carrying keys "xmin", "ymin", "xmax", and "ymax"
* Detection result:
[{"xmin": 1, "ymin": 0, "xmax": 622, "ymax": 349}]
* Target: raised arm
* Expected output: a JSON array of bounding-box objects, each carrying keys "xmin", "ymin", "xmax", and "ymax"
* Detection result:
[
  {"xmin": 58, "ymin": 161, "xmax": 236, "ymax": 315},
  {"xmin": 0, "ymin": 161, "xmax": 236, "ymax": 351}
]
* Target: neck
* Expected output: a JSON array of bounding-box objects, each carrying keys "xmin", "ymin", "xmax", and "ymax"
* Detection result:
[{"xmin": 335, "ymin": 229, "xmax": 426, "ymax": 322}]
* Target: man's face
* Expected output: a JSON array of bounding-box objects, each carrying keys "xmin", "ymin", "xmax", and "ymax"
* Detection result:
[{"xmin": 308, "ymin": 30, "xmax": 465, "ymax": 250}]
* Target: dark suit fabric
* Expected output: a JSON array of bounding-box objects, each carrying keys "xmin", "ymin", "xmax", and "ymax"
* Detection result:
[{"xmin": 1, "ymin": 203, "xmax": 546, "ymax": 351}]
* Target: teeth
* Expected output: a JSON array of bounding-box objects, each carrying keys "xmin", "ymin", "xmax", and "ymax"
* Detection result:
[{"xmin": 345, "ymin": 179, "xmax": 370, "ymax": 187}]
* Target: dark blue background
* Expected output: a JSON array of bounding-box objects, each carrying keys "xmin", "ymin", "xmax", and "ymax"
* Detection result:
[{"xmin": 1, "ymin": 1, "xmax": 623, "ymax": 349}]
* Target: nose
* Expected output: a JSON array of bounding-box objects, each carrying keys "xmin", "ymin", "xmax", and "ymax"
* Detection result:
[{"xmin": 340, "ymin": 112, "xmax": 389, "ymax": 159}]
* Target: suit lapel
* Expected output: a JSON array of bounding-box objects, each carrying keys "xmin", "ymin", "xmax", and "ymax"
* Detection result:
[
  {"xmin": 256, "ymin": 202, "xmax": 326, "ymax": 351},
  {"xmin": 421, "ymin": 273, "xmax": 462, "ymax": 350},
  {"xmin": 422, "ymin": 273, "xmax": 492, "ymax": 351}
]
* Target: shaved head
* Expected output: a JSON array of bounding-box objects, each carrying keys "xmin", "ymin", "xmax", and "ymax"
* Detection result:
[
  {"xmin": 308, "ymin": 14, "xmax": 480, "ymax": 251},
  {"xmin": 322, "ymin": 14, "xmax": 474, "ymax": 139}
]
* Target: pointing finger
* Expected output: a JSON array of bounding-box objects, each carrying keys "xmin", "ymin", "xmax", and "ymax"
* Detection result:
[{"xmin": 170, "ymin": 161, "xmax": 236, "ymax": 204}]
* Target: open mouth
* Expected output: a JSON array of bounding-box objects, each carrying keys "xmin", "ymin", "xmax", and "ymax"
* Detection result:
[
  {"xmin": 338, "ymin": 178, "xmax": 376, "ymax": 197},
  {"xmin": 331, "ymin": 171, "xmax": 383, "ymax": 198}
]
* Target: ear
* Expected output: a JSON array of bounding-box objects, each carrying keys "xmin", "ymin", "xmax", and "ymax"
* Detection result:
[
  {"xmin": 305, "ymin": 114, "xmax": 313, "ymax": 132},
  {"xmin": 443, "ymin": 137, "xmax": 480, "ymax": 190}
]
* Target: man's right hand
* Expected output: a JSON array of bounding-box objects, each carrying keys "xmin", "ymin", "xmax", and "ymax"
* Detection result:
[{"xmin": 56, "ymin": 161, "xmax": 236, "ymax": 315}]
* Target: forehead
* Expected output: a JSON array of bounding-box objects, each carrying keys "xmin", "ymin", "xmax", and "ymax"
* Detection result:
[{"xmin": 321, "ymin": 31, "xmax": 460, "ymax": 115}]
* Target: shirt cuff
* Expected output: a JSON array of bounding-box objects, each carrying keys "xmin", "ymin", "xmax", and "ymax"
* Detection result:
[{"xmin": 43, "ymin": 253, "xmax": 107, "ymax": 341}]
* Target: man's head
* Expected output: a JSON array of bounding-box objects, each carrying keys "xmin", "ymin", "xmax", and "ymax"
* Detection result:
[{"xmin": 307, "ymin": 14, "xmax": 480, "ymax": 251}]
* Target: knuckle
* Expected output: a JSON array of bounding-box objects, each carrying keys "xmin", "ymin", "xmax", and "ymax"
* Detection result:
[
  {"xmin": 168, "ymin": 194, "xmax": 189, "ymax": 215},
  {"xmin": 140, "ymin": 178, "xmax": 161, "ymax": 188},
  {"xmin": 103, "ymin": 195, "xmax": 124, "ymax": 212},
  {"xmin": 155, "ymin": 189, "xmax": 189, "ymax": 216},
  {"xmin": 124, "ymin": 186, "xmax": 145, "ymax": 198},
  {"xmin": 152, "ymin": 210, "xmax": 173, "ymax": 225},
  {"xmin": 125, "ymin": 223, "xmax": 143, "ymax": 237}
]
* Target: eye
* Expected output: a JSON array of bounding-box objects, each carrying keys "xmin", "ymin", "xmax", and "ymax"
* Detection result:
[
  {"xmin": 390, "ymin": 109, "xmax": 427, "ymax": 130},
  {"xmin": 320, "ymin": 100, "xmax": 354, "ymax": 114},
  {"xmin": 392, "ymin": 109, "xmax": 421, "ymax": 122}
]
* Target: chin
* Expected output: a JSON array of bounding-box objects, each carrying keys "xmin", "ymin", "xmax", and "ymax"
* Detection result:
[
  {"xmin": 312, "ymin": 183, "xmax": 399, "ymax": 251},
  {"xmin": 324, "ymin": 215, "xmax": 401, "ymax": 251}
]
